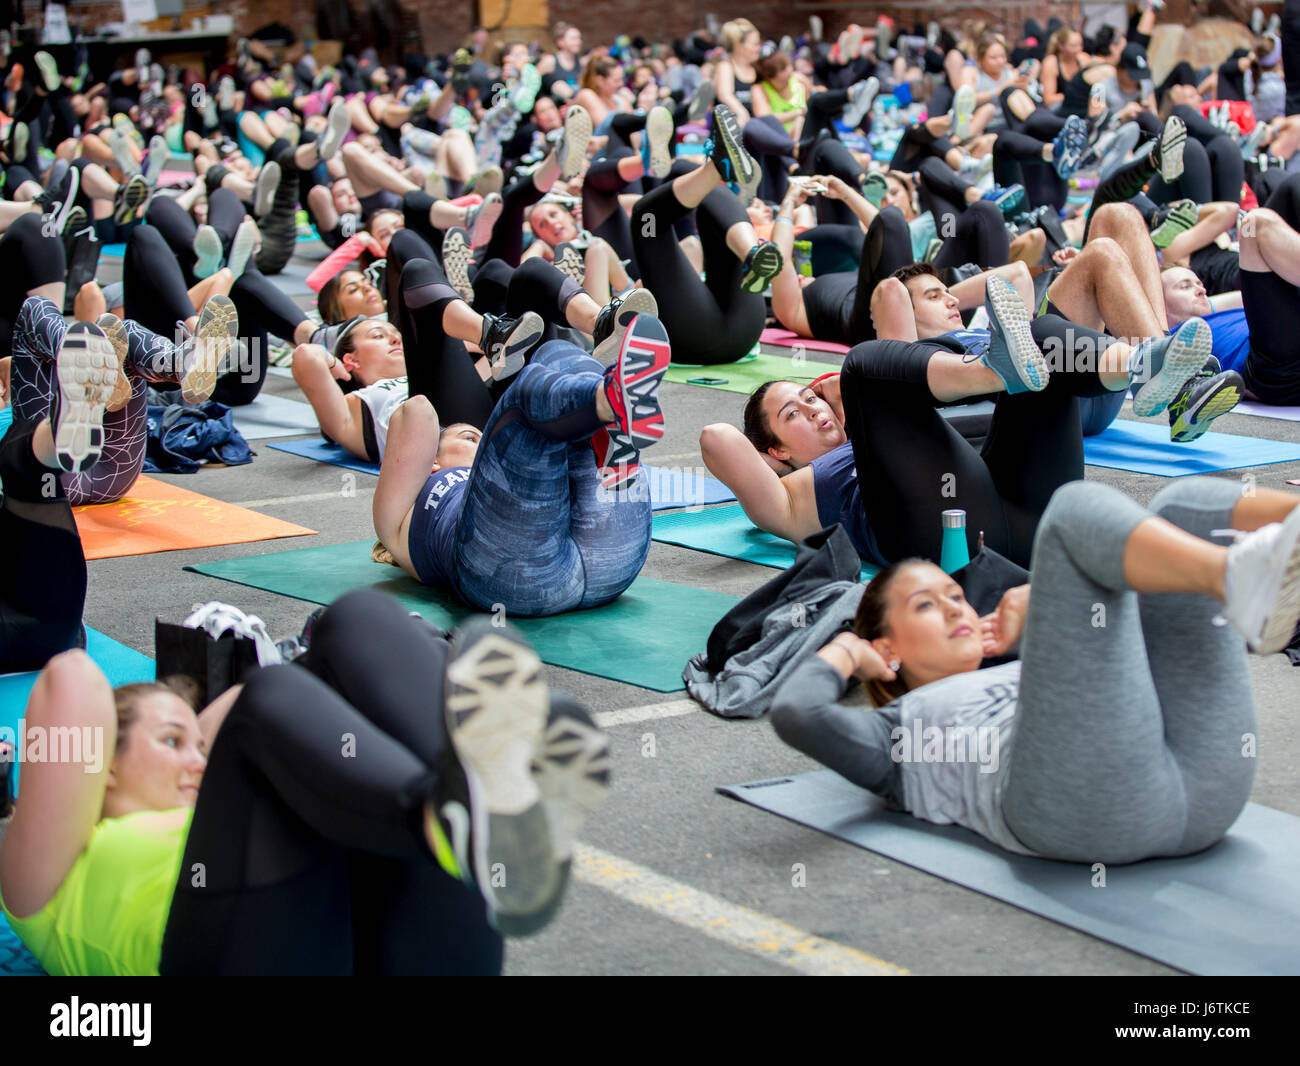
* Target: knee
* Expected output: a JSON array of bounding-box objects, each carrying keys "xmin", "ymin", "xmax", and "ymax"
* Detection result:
[
  {"xmin": 1090, "ymin": 201, "xmax": 1142, "ymax": 233},
  {"xmin": 393, "ymin": 393, "xmax": 437, "ymax": 430},
  {"xmin": 870, "ymin": 276, "xmax": 910, "ymax": 313},
  {"xmin": 1082, "ymin": 234, "xmax": 1124, "ymax": 264},
  {"xmin": 311, "ymin": 588, "xmax": 406, "ymax": 655},
  {"xmin": 30, "ymin": 650, "xmax": 112, "ymax": 731},
  {"xmin": 1240, "ymin": 207, "xmax": 1280, "ymax": 244}
]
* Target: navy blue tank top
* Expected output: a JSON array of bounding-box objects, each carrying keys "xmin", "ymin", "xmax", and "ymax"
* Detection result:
[{"xmin": 809, "ymin": 442, "xmax": 884, "ymax": 565}]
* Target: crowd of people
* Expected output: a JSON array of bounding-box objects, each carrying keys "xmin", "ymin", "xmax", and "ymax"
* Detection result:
[{"xmin": 2, "ymin": 4, "xmax": 1300, "ymax": 976}]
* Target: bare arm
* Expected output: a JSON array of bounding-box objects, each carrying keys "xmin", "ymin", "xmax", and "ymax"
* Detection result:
[
  {"xmin": 700, "ymin": 423, "xmax": 804, "ymax": 541},
  {"xmin": 1041, "ymin": 55, "xmax": 1063, "ymax": 108},
  {"xmin": 1206, "ymin": 290, "xmax": 1243, "ymax": 312},
  {"xmin": 1163, "ymin": 201, "xmax": 1240, "ymax": 264},
  {"xmin": 291, "ymin": 343, "xmax": 367, "ymax": 459},
  {"xmin": 714, "ymin": 61, "xmax": 751, "ymax": 124},
  {"xmin": 949, "ymin": 263, "xmax": 1035, "ymax": 313}
]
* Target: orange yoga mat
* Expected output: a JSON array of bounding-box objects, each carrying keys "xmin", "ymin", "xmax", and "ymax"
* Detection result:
[{"xmin": 73, "ymin": 476, "xmax": 316, "ymax": 559}]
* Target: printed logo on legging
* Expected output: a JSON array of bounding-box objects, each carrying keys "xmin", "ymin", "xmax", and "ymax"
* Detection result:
[{"xmin": 422, "ymin": 468, "xmax": 472, "ymax": 512}]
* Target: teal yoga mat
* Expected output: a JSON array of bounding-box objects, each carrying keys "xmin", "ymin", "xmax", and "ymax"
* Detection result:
[
  {"xmin": 653, "ymin": 505, "xmax": 879, "ymax": 579},
  {"xmin": 186, "ymin": 540, "xmax": 737, "ymax": 691},
  {"xmin": 1083, "ymin": 419, "xmax": 1300, "ymax": 476},
  {"xmin": 721, "ymin": 770, "xmax": 1300, "ymax": 975}
]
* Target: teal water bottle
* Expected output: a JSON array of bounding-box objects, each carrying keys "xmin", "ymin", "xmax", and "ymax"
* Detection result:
[{"xmin": 940, "ymin": 509, "xmax": 970, "ymax": 573}]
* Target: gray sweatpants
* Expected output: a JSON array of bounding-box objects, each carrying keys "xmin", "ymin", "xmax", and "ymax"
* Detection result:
[{"xmin": 1003, "ymin": 477, "xmax": 1257, "ymax": 864}]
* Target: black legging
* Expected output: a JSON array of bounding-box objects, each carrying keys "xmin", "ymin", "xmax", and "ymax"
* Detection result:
[
  {"xmin": 0, "ymin": 418, "xmax": 86, "ymax": 674},
  {"xmin": 992, "ymin": 128, "xmax": 1067, "ymax": 212},
  {"xmin": 476, "ymin": 169, "xmax": 549, "ymax": 268},
  {"xmin": 1166, "ymin": 103, "xmax": 1244, "ymax": 204},
  {"xmin": 840, "ymin": 314, "xmax": 1118, "ymax": 568},
  {"xmin": 802, "ymin": 205, "xmax": 913, "ymax": 344},
  {"xmin": 631, "ymin": 180, "xmax": 765, "ymax": 364},
  {"xmin": 799, "ymin": 87, "xmax": 855, "ymax": 147},
  {"xmin": 808, "ymin": 137, "xmax": 867, "ymax": 228},
  {"xmin": 0, "ymin": 212, "xmax": 66, "ymax": 351},
  {"xmin": 742, "ymin": 114, "xmax": 797, "ymax": 203},
  {"xmin": 1084, "ymin": 139, "xmax": 1211, "ymax": 241},
  {"xmin": 889, "ymin": 121, "xmax": 955, "ymax": 173},
  {"xmin": 1239, "ymin": 171, "xmax": 1300, "ymax": 404},
  {"xmin": 916, "ymin": 157, "xmax": 1018, "ymax": 268},
  {"xmin": 158, "ymin": 589, "xmax": 505, "ymax": 975},
  {"xmin": 581, "ymin": 147, "xmax": 640, "ymax": 265},
  {"xmin": 605, "ymin": 110, "xmax": 648, "ymax": 152}
]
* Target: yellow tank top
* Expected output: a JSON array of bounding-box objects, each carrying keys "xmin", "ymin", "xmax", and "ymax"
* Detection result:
[
  {"xmin": 0, "ymin": 809, "xmax": 192, "ymax": 976},
  {"xmin": 761, "ymin": 80, "xmax": 806, "ymax": 115}
]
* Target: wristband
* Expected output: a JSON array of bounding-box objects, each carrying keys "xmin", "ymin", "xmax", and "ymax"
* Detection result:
[{"xmin": 774, "ymin": 216, "xmax": 794, "ymax": 227}]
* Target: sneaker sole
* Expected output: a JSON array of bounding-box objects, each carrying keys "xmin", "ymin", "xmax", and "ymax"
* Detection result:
[
  {"xmin": 712, "ymin": 103, "xmax": 756, "ymax": 188},
  {"xmin": 559, "ymin": 108, "xmax": 592, "ymax": 180},
  {"xmin": 952, "ymin": 86, "xmax": 976, "ymax": 140},
  {"xmin": 1159, "ymin": 117, "xmax": 1186, "ymax": 184},
  {"xmin": 592, "ymin": 287, "xmax": 659, "ymax": 365},
  {"xmin": 469, "ymin": 166, "xmax": 504, "ymax": 197},
  {"xmin": 181, "ymin": 295, "xmax": 238, "ymax": 405},
  {"xmin": 688, "ymin": 80, "xmax": 715, "ymax": 124},
  {"xmin": 227, "ymin": 222, "xmax": 257, "ymax": 279},
  {"xmin": 193, "ymin": 225, "xmax": 223, "ymax": 279},
  {"xmin": 1055, "ymin": 118, "xmax": 1088, "ymax": 176},
  {"xmin": 984, "ymin": 276, "xmax": 1048, "ymax": 392},
  {"xmin": 492, "ymin": 310, "xmax": 544, "ymax": 381},
  {"xmin": 645, "ymin": 106, "xmax": 674, "ymax": 179},
  {"xmin": 532, "ymin": 704, "xmax": 610, "ymax": 864},
  {"xmin": 113, "ymin": 176, "xmax": 150, "ymax": 225},
  {"xmin": 1246, "ymin": 506, "xmax": 1300, "ymax": 654},
  {"xmin": 611, "ymin": 313, "xmax": 671, "ymax": 447},
  {"xmin": 468, "ymin": 193, "xmax": 502, "ymax": 248},
  {"xmin": 1171, "ymin": 376, "xmax": 1242, "ymax": 442},
  {"xmin": 445, "ymin": 623, "xmax": 559, "ymax": 927},
  {"xmin": 442, "ymin": 228, "xmax": 474, "ymax": 303},
  {"xmin": 54, "ymin": 323, "xmax": 117, "ymax": 473},
  {"xmin": 553, "ymin": 242, "xmax": 586, "ymax": 287},
  {"xmin": 740, "ymin": 242, "xmax": 784, "ymax": 294},
  {"xmin": 96, "ymin": 314, "xmax": 133, "ymax": 411},
  {"xmin": 317, "ymin": 99, "xmax": 349, "ymax": 161},
  {"xmin": 253, "ymin": 162, "xmax": 280, "ymax": 217},
  {"xmin": 1132, "ymin": 318, "xmax": 1210, "ymax": 417}
]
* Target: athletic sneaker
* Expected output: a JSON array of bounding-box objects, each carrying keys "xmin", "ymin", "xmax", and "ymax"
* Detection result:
[
  {"xmin": 982, "ymin": 183, "xmax": 1026, "ymax": 217},
  {"xmin": 227, "ymin": 219, "xmax": 258, "ymax": 279},
  {"xmin": 1240, "ymin": 119, "xmax": 1271, "ymax": 161},
  {"xmin": 143, "ymin": 135, "xmax": 167, "ymax": 185},
  {"xmin": 1168, "ymin": 364, "xmax": 1243, "ymax": 442},
  {"xmin": 466, "ymin": 165, "xmax": 503, "ymax": 197},
  {"xmin": 309, "ymin": 314, "xmax": 365, "ymax": 353},
  {"xmin": 1051, "ymin": 114, "xmax": 1090, "ymax": 178},
  {"xmin": 592, "ymin": 312, "xmax": 671, "ymax": 489},
  {"xmin": 981, "ymin": 274, "xmax": 1048, "ymax": 393},
  {"xmin": 556, "ymin": 104, "xmax": 593, "ymax": 180},
  {"xmin": 50, "ymin": 322, "xmax": 117, "ymax": 473},
  {"xmin": 464, "ymin": 191, "xmax": 502, "ymax": 248},
  {"xmin": 1151, "ymin": 116, "xmax": 1187, "ymax": 184},
  {"xmin": 687, "ymin": 78, "xmax": 715, "ymax": 124},
  {"xmin": 861, "ymin": 171, "xmax": 889, "ymax": 208},
  {"xmin": 252, "ymin": 161, "xmax": 280, "ymax": 218},
  {"xmin": 478, "ymin": 311, "xmax": 544, "ymax": 381},
  {"xmin": 642, "ymin": 104, "xmax": 674, "ymax": 180},
  {"xmin": 552, "ymin": 241, "xmax": 586, "ymax": 287},
  {"xmin": 96, "ymin": 314, "xmax": 134, "ymax": 413},
  {"xmin": 33, "ymin": 50, "xmax": 59, "ymax": 92},
  {"xmin": 950, "ymin": 84, "xmax": 976, "ymax": 141},
  {"xmin": 430, "ymin": 617, "xmax": 563, "ymax": 936},
  {"xmin": 441, "ymin": 227, "xmax": 474, "ymax": 303},
  {"xmin": 591, "ymin": 287, "xmax": 659, "ymax": 364},
  {"xmin": 1130, "ymin": 317, "xmax": 1213, "ymax": 417},
  {"xmin": 192, "ymin": 224, "xmax": 223, "ymax": 279},
  {"xmin": 179, "ymin": 294, "xmax": 239, "ymax": 405},
  {"xmin": 841, "ymin": 76, "xmax": 880, "ymax": 130},
  {"xmin": 112, "ymin": 174, "xmax": 150, "ymax": 225},
  {"xmin": 707, "ymin": 103, "xmax": 758, "ymax": 197},
  {"xmin": 217, "ymin": 75, "xmax": 236, "ymax": 111},
  {"xmin": 1220, "ymin": 504, "xmax": 1300, "ymax": 654},
  {"xmin": 1025, "ymin": 203, "xmax": 1070, "ymax": 255},
  {"xmin": 318, "ymin": 97, "xmax": 349, "ymax": 161},
  {"xmin": 109, "ymin": 128, "xmax": 141, "ymax": 177},
  {"xmin": 740, "ymin": 240, "xmax": 784, "ymax": 294},
  {"xmin": 36, "ymin": 163, "xmax": 79, "ymax": 235},
  {"xmin": 1149, "ymin": 198, "xmax": 1199, "ymax": 249},
  {"xmin": 450, "ymin": 48, "xmax": 474, "ymax": 96},
  {"xmin": 510, "ymin": 63, "xmax": 542, "ymax": 113}
]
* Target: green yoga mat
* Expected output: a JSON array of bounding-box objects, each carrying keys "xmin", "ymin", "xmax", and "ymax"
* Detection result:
[
  {"xmin": 664, "ymin": 352, "xmax": 821, "ymax": 395},
  {"xmin": 186, "ymin": 540, "xmax": 738, "ymax": 692},
  {"xmin": 653, "ymin": 505, "xmax": 879, "ymax": 579}
]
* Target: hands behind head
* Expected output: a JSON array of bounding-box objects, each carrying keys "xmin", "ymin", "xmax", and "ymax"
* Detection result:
[
  {"xmin": 819, "ymin": 632, "xmax": 898, "ymax": 683},
  {"xmin": 979, "ymin": 584, "xmax": 1030, "ymax": 658}
]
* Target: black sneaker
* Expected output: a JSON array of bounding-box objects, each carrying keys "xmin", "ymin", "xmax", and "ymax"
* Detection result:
[
  {"xmin": 112, "ymin": 174, "xmax": 151, "ymax": 225},
  {"xmin": 592, "ymin": 287, "xmax": 658, "ymax": 364},
  {"xmin": 552, "ymin": 241, "xmax": 586, "ymax": 287},
  {"xmin": 451, "ymin": 48, "xmax": 474, "ymax": 95},
  {"xmin": 432, "ymin": 617, "xmax": 562, "ymax": 937},
  {"xmin": 36, "ymin": 162, "xmax": 79, "ymax": 234},
  {"xmin": 708, "ymin": 103, "xmax": 758, "ymax": 196},
  {"xmin": 441, "ymin": 227, "xmax": 474, "ymax": 303},
  {"xmin": 740, "ymin": 240, "xmax": 784, "ymax": 294},
  {"xmin": 479, "ymin": 311, "xmax": 545, "ymax": 381},
  {"xmin": 50, "ymin": 321, "xmax": 118, "ymax": 473},
  {"xmin": 1169, "ymin": 364, "xmax": 1244, "ymax": 443}
]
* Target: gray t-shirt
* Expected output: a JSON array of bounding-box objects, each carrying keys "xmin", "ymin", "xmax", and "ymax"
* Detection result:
[{"xmin": 1103, "ymin": 74, "xmax": 1153, "ymax": 110}]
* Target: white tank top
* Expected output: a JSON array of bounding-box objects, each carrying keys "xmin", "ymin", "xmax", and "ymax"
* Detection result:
[{"xmin": 352, "ymin": 376, "xmax": 408, "ymax": 461}]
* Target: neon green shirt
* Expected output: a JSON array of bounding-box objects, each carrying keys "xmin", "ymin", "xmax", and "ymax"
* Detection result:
[
  {"xmin": 761, "ymin": 80, "xmax": 806, "ymax": 115},
  {"xmin": 0, "ymin": 809, "xmax": 192, "ymax": 976}
]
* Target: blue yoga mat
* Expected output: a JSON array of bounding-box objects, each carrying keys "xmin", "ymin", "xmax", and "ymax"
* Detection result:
[
  {"xmin": 266, "ymin": 439, "xmax": 737, "ymax": 511},
  {"xmin": 653, "ymin": 505, "xmax": 879, "ymax": 578},
  {"xmin": 98, "ymin": 242, "xmax": 127, "ymax": 259},
  {"xmin": 1083, "ymin": 419, "xmax": 1300, "ymax": 476},
  {"xmin": 0, "ymin": 915, "xmax": 43, "ymax": 976},
  {"xmin": 721, "ymin": 770, "xmax": 1300, "ymax": 975}
]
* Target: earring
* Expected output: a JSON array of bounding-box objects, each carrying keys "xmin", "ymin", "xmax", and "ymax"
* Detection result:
[{"xmin": 888, "ymin": 660, "xmax": 900, "ymax": 672}]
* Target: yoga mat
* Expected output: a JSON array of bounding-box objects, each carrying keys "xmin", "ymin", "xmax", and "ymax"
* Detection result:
[
  {"xmin": 229, "ymin": 392, "xmax": 322, "ymax": 439},
  {"xmin": 1233, "ymin": 399, "xmax": 1300, "ymax": 422},
  {"xmin": 73, "ymin": 476, "xmax": 315, "ymax": 559},
  {"xmin": 1083, "ymin": 419, "xmax": 1300, "ymax": 476},
  {"xmin": 0, "ymin": 916, "xmax": 43, "ymax": 976},
  {"xmin": 664, "ymin": 352, "xmax": 822, "ymax": 395},
  {"xmin": 759, "ymin": 328, "xmax": 851, "ymax": 355},
  {"xmin": 186, "ymin": 540, "xmax": 738, "ymax": 692},
  {"xmin": 264, "ymin": 439, "xmax": 738, "ymax": 510},
  {"xmin": 98, "ymin": 242, "xmax": 127, "ymax": 259},
  {"xmin": 720, "ymin": 769, "xmax": 1300, "ymax": 976},
  {"xmin": 653, "ymin": 504, "xmax": 879, "ymax": 579}
]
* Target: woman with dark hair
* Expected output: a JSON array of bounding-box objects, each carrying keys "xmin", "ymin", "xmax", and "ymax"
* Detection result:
[{"xmin": 770, "ymin": 475, "xmax": 1300, "ymax": 863}]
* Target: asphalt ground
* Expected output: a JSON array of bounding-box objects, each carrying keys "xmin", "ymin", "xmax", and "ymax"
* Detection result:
[{"xmin": 81, "ymin": 221, "xmax": 1300, "ymax": 980}]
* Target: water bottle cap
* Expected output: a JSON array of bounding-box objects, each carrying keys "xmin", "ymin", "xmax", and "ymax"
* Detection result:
[{"xmin": 942, "ymin": 509, "xmax": 966, "ymax": 529}]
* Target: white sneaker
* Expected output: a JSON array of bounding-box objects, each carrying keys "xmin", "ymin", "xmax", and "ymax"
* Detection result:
[{"xmin": 1220, "ymin": 505, "xmax": 1300, "ymax": 654}]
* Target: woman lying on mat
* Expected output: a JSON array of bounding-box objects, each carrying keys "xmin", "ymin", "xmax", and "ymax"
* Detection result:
[
  {"xmin": 7, "ymin": 294, "xmax": 239, "ymax": 506},
  {"xmin": 293, "ymin": 250, "xmax": 659, "ymax": 464},
  {"xmin": 771, "ymin": 476, "xmax": 1300, "ymax": 863},
  {"xmin": 0, "ymin": 588, "xmax": 609, "ymax": 974},
  {"xmin": 702, "ymin": 270, "xmax": 1232, "ymax": 571},
  {"xmin": 372, "ymin": 314, "xmax": 670, "ymax": 616}
]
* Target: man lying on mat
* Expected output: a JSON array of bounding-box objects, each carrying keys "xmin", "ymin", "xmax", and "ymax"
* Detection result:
[
  {"xmin": 371, "ymin": 314, "xmax": 670, "ymax": 616},
  {"xmin": 703, "ymin": 264, "xmax": 1240, "ymax": 571}
]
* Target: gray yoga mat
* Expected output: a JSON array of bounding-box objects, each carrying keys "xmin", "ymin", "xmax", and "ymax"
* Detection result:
[
  {"xmin": 230, "ymin": 392, "xmax": 321, "ymax": 440},
  {"xmin": 719, "ymin": 769, "xmax": 1300, "ymax": 975}
]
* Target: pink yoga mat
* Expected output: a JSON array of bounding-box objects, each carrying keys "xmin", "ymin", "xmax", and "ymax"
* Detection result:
[{"xmin": 760, "ymin": 328, "xmax": 850, "ymax": 355}]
